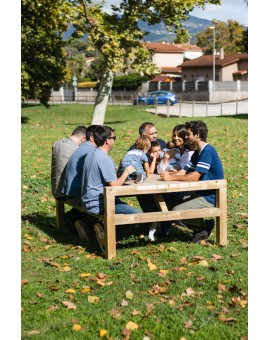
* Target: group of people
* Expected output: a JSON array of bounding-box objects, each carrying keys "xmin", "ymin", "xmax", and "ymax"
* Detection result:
[{"xmin": 51, "ymin": 120, "xmax": 224, "ymax": 252}]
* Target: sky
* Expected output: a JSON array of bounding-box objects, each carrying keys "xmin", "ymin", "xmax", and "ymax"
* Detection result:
[
  {"xmin": 192, "ymin": 0, "xmax": 248, "ymax": 26},
  {"xmin": 102, "ymin": 0, "xmax": 248, "ymax": 26}
]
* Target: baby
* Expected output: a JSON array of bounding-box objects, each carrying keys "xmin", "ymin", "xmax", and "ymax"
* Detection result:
[{"xmin": 118, "ymin": 135, "xmax": 151, "ymax": 183}]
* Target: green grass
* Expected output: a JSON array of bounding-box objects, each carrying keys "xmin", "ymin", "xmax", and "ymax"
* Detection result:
[{"xmin": 21, "ymin": 104, "xmax": 248, "ymax": 339}]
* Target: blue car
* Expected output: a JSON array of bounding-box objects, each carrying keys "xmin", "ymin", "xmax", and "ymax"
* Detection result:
[{"xmin": 133, "ymin": 91, "xmax": 178, "ymax": 106}]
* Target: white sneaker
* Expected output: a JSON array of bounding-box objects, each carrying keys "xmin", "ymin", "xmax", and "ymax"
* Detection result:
[{"xmin": 148, "ymin": 222, "xmax": 159, "ymax": 241}]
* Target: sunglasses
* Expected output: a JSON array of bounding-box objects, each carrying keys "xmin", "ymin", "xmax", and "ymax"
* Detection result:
[{"xmin": 109, "ymin": 136, "xmax": 116, "ymax": 141}]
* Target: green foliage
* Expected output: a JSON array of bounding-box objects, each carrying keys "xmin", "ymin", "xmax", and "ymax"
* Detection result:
[
  {"xmin": 174, "ymin": 27, "xmax": 191, "ymax": 44},
  {"xmin": 196, "ymin": 20, "xmax": 247, "ymax": 54},
  {"xmin": 21, "ymin": 104, "xmax": 247, "ymax": 339},
  {"xmin": 21, "ymin": 0, "xmax": 74, "ymax": 106},
  {"xmin": 113, "ymin": 74, "xmax": 149, "ymax": 90}
]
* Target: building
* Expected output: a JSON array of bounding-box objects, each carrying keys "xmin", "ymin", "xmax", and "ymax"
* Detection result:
[
  {"xmin": 174, "ymin": 43, "xmax": 203, "ymax": 60},
  {"xmin": 180, "ymin": 51, "xmax": 248, "ymax": 82}
]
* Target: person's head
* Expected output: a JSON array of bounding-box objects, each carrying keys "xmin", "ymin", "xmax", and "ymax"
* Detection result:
[
  {"xmin": 134, "ymin": 135, "xmax": 151, "ymax": 153},
  {"xmin": 139, "ymin": 122, "xmax": 158, "ymax": 142},
  {"xmin": 71, "ymin": 126, "xmax": 87, "ymax": 145},
  {"xmin": 149, "ymin": 141, "xmax": 162, "ymax": 158},
  {"xmin": 185, "ymin": 120, "xmax": 208, "ymax": 145},
  {"xmin": 86, "ymin": 125, "xmax": 99, "ymax": 143},
  {"xmin": 172, "ymin": 124, "xmax": 189, "ymax": 149},
  {"xmin": 93, "ymin": 125, "xmax": 116, "ymax": 149}
]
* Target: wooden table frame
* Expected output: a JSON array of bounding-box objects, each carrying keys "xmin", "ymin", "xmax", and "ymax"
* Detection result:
[
  {"xmin": 104, "ymin": 175, "xmax": 227, "ymax": 259},
  {"xmin": 56, "ymin": 175, "xmax": 227, "ymax": 259}
]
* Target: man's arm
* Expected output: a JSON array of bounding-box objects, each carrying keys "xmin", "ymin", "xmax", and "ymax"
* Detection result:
[
  {"xmin": 109, "ymin": 165, "xmax": 136, "ymax": 186},
  {"xmin": 160, "ymin": 170, "xmax": 201, "ymax": 182}
]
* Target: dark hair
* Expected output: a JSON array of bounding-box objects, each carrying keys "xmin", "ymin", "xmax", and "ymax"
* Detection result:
[
  {"xmin": 185, "ymin": 120, "xmax": 208, "ymax": 142},
  {"xmin": 71, "ymin": 126, "xmax": 87, "ymax": 137},
  {"xmin": 139, "ymin": 122, "xmax": 155, "ymax": 135},
  {"xmin": 172, "ymin": 124, "xmax": 193, "ymax": 151},
  {"xmin": 150, "ymin": 141, "xmax": 161, "ymax": 149},
  {"xmin": 93, "ymin": 126, "xmax": 114, "ymax": 147},
  {"xmin": 86, "ymin": 125, "xmax": 99, "ymax": 141}
]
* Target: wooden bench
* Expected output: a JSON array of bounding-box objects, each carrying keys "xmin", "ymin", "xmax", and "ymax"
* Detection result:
[{"xmin": 55, "ymin": 175, "xmax": 227, "ymax": 259}]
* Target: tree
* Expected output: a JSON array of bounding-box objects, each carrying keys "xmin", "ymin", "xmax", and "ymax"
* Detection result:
[
  {"xmin": 196, "ymin": 20, "xmax": 247, "ymax": 55},
  {"xmin": 21, "ymin": 0, "xmax": 74, "ymax": 106},
  {"xmin": 173, "ymin": 28, "xmax": 191, "ymax": 44},
  {"xmin": 69, "ymin": 0, "xmax": 220, "ymax": 124}
]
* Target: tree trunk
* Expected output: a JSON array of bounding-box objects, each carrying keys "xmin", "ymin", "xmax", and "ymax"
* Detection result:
[{"xmin": 91, "ymin": 69, "xmax": 114, "ymax": 125}]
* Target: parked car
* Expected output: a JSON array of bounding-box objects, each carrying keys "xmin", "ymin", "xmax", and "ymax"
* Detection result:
[{"xmin": 133, "ymin": 91, "xmax": 178, "ymax": 106}]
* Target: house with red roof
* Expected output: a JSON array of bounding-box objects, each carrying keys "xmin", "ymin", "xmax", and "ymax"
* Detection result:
[
  {"xmin": 174, "ymin": 43, "xmax": 203, "ymax": 60},
  {"xmin": 180, "ymin": 51, "xmax": 248, "ymax": 82},
  {"xmin": 145, "ymin": 42, "xmax": 184, "ymax": 77}
]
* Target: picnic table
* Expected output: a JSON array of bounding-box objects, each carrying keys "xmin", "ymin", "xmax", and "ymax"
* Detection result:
[{"xmin": 56, "ymin": 174, "xmax": 227, "ymax": 259}]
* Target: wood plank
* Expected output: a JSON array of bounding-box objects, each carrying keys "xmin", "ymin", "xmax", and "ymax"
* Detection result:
[
  {"xmin": 104, "ymin": 190, "xmax": 117, "ymax": 260},
  {"xmin": 114, "ymin": 208, "xmax": 222, "ymax": 225},
  {"xmin": 106, "ymin": 178, "xmax": 227, "ymax": 197},
  {"xmin": 55, "ymin": 199, "xmax": 67, "ymax": 232},
  {"xmin": 215, "ymin": 186, "xmax": 227, "ymax": 246},
  {"xmin": 154, "ymin": 193, "xmax": 168, "ymax": 212}
]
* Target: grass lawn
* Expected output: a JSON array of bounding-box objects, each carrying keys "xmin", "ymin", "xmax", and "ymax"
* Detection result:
[{"xmin": 21, "ymin": 104, "xmax": 248, "ymax": 339}]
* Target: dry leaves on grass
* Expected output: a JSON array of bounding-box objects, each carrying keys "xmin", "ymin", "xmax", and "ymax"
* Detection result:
[{"xmin": 61, "ymin": 301, "xmax": 76, "ymax": 309}]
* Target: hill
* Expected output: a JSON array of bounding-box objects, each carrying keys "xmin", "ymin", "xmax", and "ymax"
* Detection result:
[{"xmin": 63, "ymin": 15, "xmax": 212, "ymax": 44}]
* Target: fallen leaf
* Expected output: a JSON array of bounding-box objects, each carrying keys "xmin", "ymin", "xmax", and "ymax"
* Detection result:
[
  {"xmin": 60, "ymin": 266, "xmax": 71, "ymax": 272},
  {"xmin": 61, "ymin": 301, "xmax": 76, "ymax": 309},
  {"xmin": 21, "ymin": 279, "xmax": 29, "ymax": 285},
  {"xmin": 211, "ymin": 254, "xmax": 223, "ymax": 261},
  {"xmin": 99, "ymin": 329, "xmax": 107, "ymax": 337},
  {"xmin": 110, "ymin": 309, "xmax": 122, "ymax": 320},
  {"xmin": 96, "ymin": 280, "xmax": 106, "ymax": 286},
  {"xmin": 218, "ymin": 283, "xmax": 226, "ymax": 293},
  {"xmin": 65, "ymin": 288, "xmax": 76, "ymax": 294},
  {"xmin": 88, "ymin": 295, "xmax": 99, "ymax": 303},
  {"xmin": 186, "ymin": 287, "xmax": 196, "ymax": 296},
  {"xmin": 125, "ymin": 290, "xmax": 134, "ymax": 300},
  {"xmin": 180, "ymin": 257, "xmax": 187, "ymax": 264},
  {"xmin": 131, "ymin": 309, "xmax": 140, "ymax": 316},
  {"xmin": 159, "ymin": 270, "xmax": 169, "ymax": 277},
  {"xmin": 47, "ymin": 304, "xmax": 59, "ymax": 312},
  {"xmin": 72, "ymin": 324, "xmax": 81, "ymax": 331},
  {"xmin": 81, "ymin": 287, "xmax": 91, "ymax": 293},
  {"xmin": 218, "ymin": 316, "xmax": 237, "ymax": 322},
  {"xmin": 97, "ymin": 273, "xmax": 106, "ymax": 279},
  {"xmin": 36, "ymin": 292, "xmax": 43, "ymax": 298},
  {"xmin": 121, "ymin": 299, "xmax": 129, "ymax": 306},
  {"xmin": 168, "ymin": 246, "xmax": 177, "ymax": 252},
  {"xmin": 197, "ymin": 260, "xmax": 209, "ymax": 267},
  {"xmin": 23, "ymin": 245, "xmax": 31, "ymax": 252},
  {"xmin": 196, "ymin": 276, "xmax": 205, "ymax": 281},
  {"xmin": 184, "ymin": 320, "xmax": 193, "ymax": 328},
  {"xmin": 25, "ymin": 330, "xmax": 40, "ymax": 335},
  {"xmin": 126, "ymin": 321, "xmax": 138, "ymax": 330},
  {"xmin": 80, "ymin": 273, "xmax": 91, "ymax": 277}
]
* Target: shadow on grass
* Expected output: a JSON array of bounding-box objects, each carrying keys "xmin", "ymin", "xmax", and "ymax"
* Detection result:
[
  {"xmin": 21, "ymin": 116, "xmax": 30, "ymax": 124},
  {"xmin": 151, "ymin": 113, "xmax": 248, "ymax": 120},
  {"xmin": 22, "ymin": 213, "xmax": 192, "ymax": 256},
  {"xmin": 21, "ymin": 103, "xmax": 42, "ymax": 108}
]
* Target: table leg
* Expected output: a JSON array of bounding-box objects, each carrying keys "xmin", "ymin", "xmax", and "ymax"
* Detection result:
[
  {"xmin": 154, "ymin": 193, "xmax": 168, "ymax": 212},
  {"xmin": 55, "ymin": 199, "xmax": 67, "ymax": 232},
  {"xmin": 215, "ymin": 187, "xmax": 227, "ymax": 246},
  {"xmin": 104, "ymin": 191, "xmax": 116, "ymax": 259}
]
